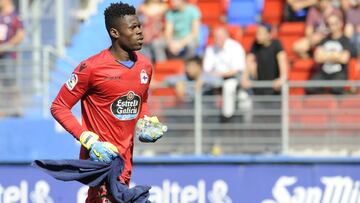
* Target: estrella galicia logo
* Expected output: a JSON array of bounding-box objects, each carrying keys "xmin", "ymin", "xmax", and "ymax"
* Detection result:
[{"xmin": 110, "ymin": 91, "xmax": 141, "ymax": 120}]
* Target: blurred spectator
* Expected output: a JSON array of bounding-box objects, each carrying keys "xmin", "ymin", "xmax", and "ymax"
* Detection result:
[
  {"xmin": 164, "ymin": 56, "xmax": 222, "ymax": 102},
  {"xmin": 293, "ymin": 0, "xmax": 342, "ymax": 58},
  {"xmin": 241, "ymin": 23, "xmax": 288, "ymax": 95},
  {"xmin": 344, "ymin": 0, "xmax": 360, "ymax": 58},
  {"xmin": 306, "ymin": 15, "xmax": 351, "ymax": 95},
  {"xmin": 0, "ymin": 0, "xmax": 24, "ymax": 117},
  {"xmin": 138, "ymin": 0, "xmax": 168, "ymax": 62},
  {"xmin": 283, "ymin": 0, "xmax": 317, "ymax": 22},
  {"xmin": 203, "ymin": 26, "xmax": 246, "ymax": 121},
  {"xmin": 165, "ymin": 0, "xmax": 201, "ymax": 59}
]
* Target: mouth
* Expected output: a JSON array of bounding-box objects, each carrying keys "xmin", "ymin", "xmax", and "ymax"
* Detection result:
[{"xmin": 137, "ymin": 37, "xmax": 144, "ymax": 45}]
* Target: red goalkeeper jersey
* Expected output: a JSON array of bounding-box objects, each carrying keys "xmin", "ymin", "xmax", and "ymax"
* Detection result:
[{"xmin": 51, "ymin": 49, "xmax": 152, "ymax": 184}]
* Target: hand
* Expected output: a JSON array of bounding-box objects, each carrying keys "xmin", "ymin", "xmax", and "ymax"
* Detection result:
[
  {"xmin": 241, "ymin": 79, "xmax": 252, "ymax": 90},
  {"xmin": 80, "ymin": 131, "xmax": 118, "ymax": 163},
  {"xmin": 273, "ymin": 78, "xmax": 283, "ymax": 91},
  {"xmin": 168, "ymin": 41, "xmax": 184, "ymax": 55},
  {"xmin": 135, "ymin": 116, "xmax": 167, "ymax": 143}
]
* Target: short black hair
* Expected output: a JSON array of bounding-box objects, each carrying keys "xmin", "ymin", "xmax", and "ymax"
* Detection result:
[
  {"xmin": 185, "ymin": 56, "xmax": 203, "ymax": 67},
  {"xmin": 259, "ymin": 22, "xmax": 272, "ymax": 32},
  {"xmin": 104, "ymin": 2, "xmax": 136, "ymax": 32}
]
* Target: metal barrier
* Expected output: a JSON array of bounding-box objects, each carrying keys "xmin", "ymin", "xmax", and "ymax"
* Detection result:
[
  {"xmin": 0, "ymin": 46, "xmax": 77, "ymax": 117},
  {"xmin": 134, "ymin": 80, "xmax": 360, "ymax": 156}
]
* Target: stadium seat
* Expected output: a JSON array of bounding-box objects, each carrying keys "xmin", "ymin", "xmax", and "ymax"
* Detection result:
[
  {"xmin": 348, "ymin": 58, "xmax": 359, "ymax": 81},
  {"xmin": 334, "ymin": 97, "xmax": 360, "ymax": 135},
  {"xmin": 151, "ymin": 60, "xmax": 184, "ymax": 98},
  {"xmin": 289, "ymin": 68, "xmax": 311, "ymax": 95},
  {"xmin": 226, "ymin": 24, "xmax": 243, "ymax": 42},
  {"xmin": 289, "ymin": 97, "xmax": 303, "ymax": 122},
  {"xmin": 153, "ymin": 59, "xmax": 185, "ymax": 81},
  {"xmin": 300, "ymin": 95, "xmax": 337, "ymax": 124},
  {"xmin": 292, "ymin": 58, "xmax": 314, "ymax": 71},
  {"xmin": 240, "ymin": 25, "xmax": 258, "ymax": 52},
  {"xmin": 197, "ymin": 0, "xmax": 225, "ymax": 26},
  {"xmin": 297, "ymin": 95, "xmax": 337, "ymax": 135},
  {"xmin": 278, "ymin": 22, "xmax": 305, "ymax": 60},
  {"xmin": 261, "ymin": 0, "xmax": 285, "ymax": 26},
  {"xmin": 227, "ymin": 1, "xmax": 258, "ymax": 26}
]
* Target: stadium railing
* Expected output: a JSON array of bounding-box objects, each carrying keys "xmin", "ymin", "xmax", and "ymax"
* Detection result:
[{"xmin": 134, "ymin": 80, "xmax": 360, "ymax": 157}]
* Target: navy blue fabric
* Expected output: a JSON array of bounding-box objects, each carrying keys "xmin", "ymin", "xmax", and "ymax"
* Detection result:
[{"xmin": 33, "ymin": 157, "xmax": 151, "ymax": 203}]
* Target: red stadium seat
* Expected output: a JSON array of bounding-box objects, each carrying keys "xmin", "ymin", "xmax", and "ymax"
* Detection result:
[
  {"xmin": 240, "ymin": 25, "xmax": 258, "ymax": 52},
  {"xmin": 316, "ymin": 96, "xmax": 360, "ymax": 136},
  {"xmin": 289, "ymin": 97, "xmax": 303, "ymax": 122},
  {"xmin": 289, "ymin": 69, "xmax": 311, "ymax": 95},
  {"xmin": 262, "ymin": 0, "xmax": 285, "ymax": 26},
  {"xmin": 292, "ymin": 58, "xmax": 314, "ymax": 71},
  {"xmin": 348, "ymin": 58, "xmax": 359, "ymax": 81},
  {"xmin": 197, "ymin": 1, "xmax": 225, "ymax": 26},
  {"xmin": 278, "ymin": 22, "xmax": 305, "ymax": 61},
  {"xmin": 300, "ymin": 95, "xmax": 337, "ymax": 125},
  {"xmin": 226, "ymin": 24, "xmax": 243, "ymax": 42},
  {"xmin": 297, "ymin": 95, "xmax": 337, "ymax": 135},
  {"xmin": 153, "ymin": 59, "xmax": 184, "ymax": 81}
]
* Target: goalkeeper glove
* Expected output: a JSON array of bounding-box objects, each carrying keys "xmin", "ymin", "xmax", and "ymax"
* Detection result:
[
  {"xmin": 135, "ymin": 115, "xmax": 167, "ymax": 143},
  {"xmin": 80, "ymin": 131, "xmax": 118, "ymax": 163}
]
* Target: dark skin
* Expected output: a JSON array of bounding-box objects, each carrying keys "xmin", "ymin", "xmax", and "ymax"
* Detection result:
[{"xmin": 108, "ymin": 15, "xmax": 144, "ymax": 61}]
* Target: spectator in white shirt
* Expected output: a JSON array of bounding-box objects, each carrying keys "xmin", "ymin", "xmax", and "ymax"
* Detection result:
[{"xmin": 203, "ymin": 26, "xmax": 246, "ymax": 121}]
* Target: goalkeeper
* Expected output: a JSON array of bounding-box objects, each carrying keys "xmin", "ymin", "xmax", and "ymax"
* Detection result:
[{"xmin": 50, "ymin": 2, "xmax": 166, "ymax": 202}]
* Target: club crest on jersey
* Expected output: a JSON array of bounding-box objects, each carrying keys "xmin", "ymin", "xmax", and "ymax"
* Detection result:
[
  {"xmin": 110, "ymin": 91, "xmax": 141, "ymax": 120},
  {"xmin": 140, "ymin": 69, "xmax": 149, "ymax": 84},
  {"xmin": 65, "ymin": 73, "xmax": 78, "ymax": 91}
]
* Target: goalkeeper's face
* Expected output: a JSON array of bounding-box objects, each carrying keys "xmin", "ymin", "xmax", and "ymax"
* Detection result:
[{"xmin": 110, "ymin": 15, "xmax": 144, "ymax": 51}]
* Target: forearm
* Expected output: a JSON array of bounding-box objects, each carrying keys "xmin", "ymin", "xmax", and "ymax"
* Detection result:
[
  {"xmin": 5, "ymin": 30, "xmax": 24, "ymax": 47},
  {"xmin": 316, "ymin": 51, "xmax": 349, "ymax": 64},
  {"xmin": 219, "ymin": 69, "xmax": 239, "ymax": 78},
  {"xmin": 50, "ymin": 87, "xmax": 85, "ymax": 139}
]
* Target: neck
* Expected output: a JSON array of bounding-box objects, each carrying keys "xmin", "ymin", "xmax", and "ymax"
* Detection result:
[
  {"xmin": 109, "ymin": 44, "xmax": 131, "ymax": 61},
  {"xmin": 263, "ymin": 39, "xmax": 272, "ymax": 47},
  {"xmin": 331, "ymin": 31, "xmax": 342, "ymax": 39}
]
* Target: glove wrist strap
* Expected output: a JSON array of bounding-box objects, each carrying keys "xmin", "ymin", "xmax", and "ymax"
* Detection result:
[{"xmin": 80, "ymin": 131, "xmax": 99, "ymax": 150}]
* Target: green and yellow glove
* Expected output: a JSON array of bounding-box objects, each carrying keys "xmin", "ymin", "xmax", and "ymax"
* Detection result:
[{"xmin": 80, "ymin": 131, "xmax": 118, "ymax": 163}]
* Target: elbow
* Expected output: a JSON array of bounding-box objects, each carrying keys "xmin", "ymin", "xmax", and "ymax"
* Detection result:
[{"xmin": 50, "ymin": 102, "xmax": 58, "ymax": 119}]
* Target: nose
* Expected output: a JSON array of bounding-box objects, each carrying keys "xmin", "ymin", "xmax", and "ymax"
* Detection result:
[{"xmin": 136, "ymin": 26, "xmax": 142, "ymax": 36}]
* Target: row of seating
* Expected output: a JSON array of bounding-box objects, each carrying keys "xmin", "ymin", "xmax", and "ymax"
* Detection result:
[
  {"xmin": 290, "ymin": 95, "xmax": 360, "ymax": 126},
  {"xmin": 188, "ymin": 0, "xmax": 282, "ymax": 27}
]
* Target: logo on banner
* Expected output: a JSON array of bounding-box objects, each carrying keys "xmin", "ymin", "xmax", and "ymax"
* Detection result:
[
  {"xmin": 0, "ymin": 180, "xmax": 54, "ymax": 203},
  {"xmin": 140, "ymin": 69, "xmax": 149, "ymax": 84},
  {"xmin": 262, "ymin": 176, "xmax": 360, "ymax": 203},
  {"xmin": 136, "ymin": 179, "xmax": 233, "ymax": 203}
]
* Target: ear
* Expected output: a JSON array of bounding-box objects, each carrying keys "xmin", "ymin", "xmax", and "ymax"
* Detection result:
[{"xmin": 109, "ymin": 28, "xmax": 119, "ymax": 39}]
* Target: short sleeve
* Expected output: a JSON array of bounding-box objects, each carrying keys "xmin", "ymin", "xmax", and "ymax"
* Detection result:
[
  {"xmin": 273, "ymin": 40, "xmax": 284, "ymax": 54},
  {"xmin": 250, "ymin": 42, "xmax": 257, "ymax": 54},
  {"xmin": 189, "ymin": 5, "xmax": 201, "ymax": 20},
  {"xmin": 166, "ymin": 11, "xmax": 174, "ymax": 22},
  {"xmin": 341, "ymin": 37, "xmax": 351, "ymax": 52}
]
